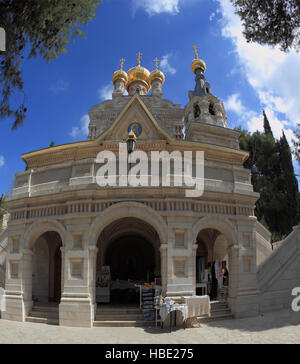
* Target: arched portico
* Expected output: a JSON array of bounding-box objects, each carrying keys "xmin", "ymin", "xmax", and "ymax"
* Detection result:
[
  {"xmin": 191, "ymin": 216, "xmax": 238, "ymax": 247},
  {"xmin": 22, "ymin": 220, "xmax": 68, "ymax": 315},
  {"xmin": 23, "ymin": 219, "xmax": 68, "ymax": 250},
  {"xmin": 88, "ymin": 202, "xmax": 168, "ymax": 248},
  {"xmin": 192, "ymin": 216, "xmax": 239, "ymax": 310},
  {"xmin": 88, "ymin": 201, "xmax": 168, "ymax": 308}
]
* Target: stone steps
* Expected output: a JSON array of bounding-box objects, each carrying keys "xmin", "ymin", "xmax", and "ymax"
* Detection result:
[
  {"xmin": 94, "ymin": 306, "xmax": 150, "ymax": 327},
  {"xmin": 96, "ymin": 313, "xmax": 144, "ymax": 321},
  {"xmin": 199, "ymin": 301, "xmax": 233, "ymax": 323},
  {"xmin": 93, "ymin": 320, "xmax": 156, "ymax": 327},
  {"xmin": 97, "ymin": 307, "xmax": 141, "ymax": 314},
  {"xmin": 25, "ymin": 316, "xmax": 59, "ymax": 325},
  {"xmin": 198, "ymin": 312, "xmax": 233, "ymax": 323},
  {"xmin": 26, "ymin": 304, "xmax": 59, "ymax": 326}
]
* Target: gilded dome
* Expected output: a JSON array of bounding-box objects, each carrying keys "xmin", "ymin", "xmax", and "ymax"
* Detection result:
[
  {"xmin": 112, "ymin": 69, "xmax": 128, "ymax": 84},
  {"xmin": 149, "ymin": 69, "xmax": 165, "ymax": 85},
  {"xmin": 191, "ymin": 58, "xmax": 206, "ymax": 74},
  {"xmin": 127, "ymin": 65, "xmax": 151, "ymax": 92}
]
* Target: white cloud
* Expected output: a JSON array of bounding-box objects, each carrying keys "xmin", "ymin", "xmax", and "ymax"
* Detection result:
[
  {"xmin": 160, "ymin": 54, "xmax": 176, "ymax": 75},
  {"xmin": 225, "ymin": 94, "xmax": 294, "ymax": 146},
  {"xmin": 248, "ymin": 108, "xmax": 294, "ymax": 146},
  {"xmin": 50, "ymin": 80, "xmax": 69, "ymax": 94},
  {"xmin": 70, "ymin": 114, "xmax": 90, "ymax": 139},
  {"xmin": 0, "ymin": 155, "xmax": 4, "ymax": 167},
  {"xmin": 224, "ymin": 93, "xmax": 247, "ymax": 115},
  {"xmin": 217, "ymin": 0, "xmax": 300, "ymax": 146},
  {"xmin": 132, "ymin": 0, "xmax": 180, "ymax": 16},
  {"xmin": 98, "ymin": 84, "xmax": 114, "ymax": 101}
]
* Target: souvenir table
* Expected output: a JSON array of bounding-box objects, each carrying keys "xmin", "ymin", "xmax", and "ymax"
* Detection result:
[
  {"xmin": 159, "ymin": 301, "xmax": 187, "ymax": 332},
  {"xmin": 182, "ymin": 295, "xmax": 211, "ymax": 318}
]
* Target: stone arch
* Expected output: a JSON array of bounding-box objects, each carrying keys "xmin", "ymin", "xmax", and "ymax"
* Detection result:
[
  {"xmin": 194, "ymin": 104, "xmax": 201, "ymax": 118},
  {"xmin": 209, "ymin": 102, "xmax": 215, "ymax": 115},
  {"xmin": 88, "ymin": 202, "xmax": 168, "ymax": 247},
  {"xmin": 191, "ymin": 216, "xmax": 238, "ymax": 247},
  {"xmin": 23, "ymin": 219, "xmax": 69, "ymax": 250},
  {"xmin": 192, "ymin": 216, "xmax": 238, "ymax": 303}
]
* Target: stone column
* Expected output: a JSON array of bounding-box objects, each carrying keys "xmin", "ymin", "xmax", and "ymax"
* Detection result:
[
  {"xmin": 192, "ymin": 244, "xmax": 198, "ymax": 294},
  {"xmin": 59, "ymin": 234, "xmax": 94, "ymax": 328},
  {"xmin": 88, "ymin": 246, "xmax": 98, "ymax": 320},
  {"xmin": 160, "ymin": 244, "xmax": 168, "ymax": 296},
  {"xmin": 60, "ymin": 247, "xmax": 65, "ymax": 297},
  {"xmin": 3, "ymin": 246, "xmax": 33, "ymax": 322},
  {"xmin": 231, "ymin": 218, "xmax": 260, "ymax": 318},
  {"xmin": 227, "ymin": 244, "xmax": 239, "ymax": 314},
  {"xmin": 165, "ymin": 224, "xmax": 194, "ymax": 297}
]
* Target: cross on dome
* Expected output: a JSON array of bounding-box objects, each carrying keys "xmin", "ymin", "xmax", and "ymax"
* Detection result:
[
  {"xmin": 192, "ymin": 45, "xmax": 199, "ymax": 59},
  {"xmin": 120, "ymin": 58, "xmax": 125, "ymax": 71},
  {"xmin": 137, "ymin": 52, "xmax": 143, "ymax": 66}
]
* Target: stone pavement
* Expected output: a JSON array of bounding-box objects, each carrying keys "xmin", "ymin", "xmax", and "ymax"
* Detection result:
[{"xmin": 0, "ymin": 309, "xmax": 299, "ymax": 344}]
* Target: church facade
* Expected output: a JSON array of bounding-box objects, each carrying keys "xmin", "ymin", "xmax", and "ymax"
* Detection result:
[{"xmin": 2, "ymin": 50, "xmax": 276, "ymax": 328}]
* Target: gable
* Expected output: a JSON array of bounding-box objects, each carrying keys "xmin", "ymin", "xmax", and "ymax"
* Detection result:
[{"xmin": 96, "ymin": 94, "xmax": 170, "ymax": 143}]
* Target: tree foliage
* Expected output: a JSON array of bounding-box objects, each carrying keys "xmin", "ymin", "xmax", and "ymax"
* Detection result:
[
  {"xmin": 0, "ymin": 0, "xmax": 101, "ymax": 129},
  {"xmin": 238, "ymin": 111, "xmax": 299, "ymax": 242},
  {"xmin": 292, "ymin": 123, "xmax": 300, "ymax": 165},
  {"xmin": 0, "ymin": 194, "xmax": 8, "ymax": 211},
  {"xmin": 230, "ymin": 0, "xmax": 300, "ymax": 52}
]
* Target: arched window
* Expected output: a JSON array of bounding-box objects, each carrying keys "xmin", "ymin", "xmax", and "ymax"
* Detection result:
[
  {"xmin": 209, "ymin": 103, "xmax": 215, "ymax": 116},
  {"xmin": 194, "ymin": 104, "xmax": 200, "ymax": 118}
]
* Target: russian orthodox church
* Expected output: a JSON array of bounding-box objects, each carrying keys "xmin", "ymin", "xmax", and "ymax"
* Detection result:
[{"xmin": 0, "ymin": 48, "xmax": 299, "ymax": 328}]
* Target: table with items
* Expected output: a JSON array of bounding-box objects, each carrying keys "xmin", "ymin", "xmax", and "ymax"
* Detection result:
[
  {"xmin": 182, "ymin": 295, "xmax": 211, "ymax": 318},
  {"xmin": 157, "ymin": 295, "xmax": 211, "ymax": 332},
  {"xmin": 158, "ymin": 298, "xmax": 187, "ymax": 332}
]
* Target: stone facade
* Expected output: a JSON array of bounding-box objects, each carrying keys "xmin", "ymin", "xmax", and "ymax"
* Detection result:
[{"xmin": 4, "ymin": 55, "xmax": 297, "ymax": 328}]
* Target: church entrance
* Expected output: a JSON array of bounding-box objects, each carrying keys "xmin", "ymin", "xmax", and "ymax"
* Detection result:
[
  {"xmin": 105, "ymin": 235, "xmax": 155, "ymax": 282},
  {"xmin": 32, "ymin": 231, "xmax": 62, "ymax": 304},
  {"xmin": 196, "ymin": 228, "xmax": 230, "ymax": 303},
  {"xmin": 96, "ymin": 217, "xmax": 161, "ymax": 306}
]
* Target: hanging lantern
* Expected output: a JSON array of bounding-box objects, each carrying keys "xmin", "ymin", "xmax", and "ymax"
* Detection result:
[{"xmin": 126, "ymin": 130, "xmax": 137, "ymax": 154}]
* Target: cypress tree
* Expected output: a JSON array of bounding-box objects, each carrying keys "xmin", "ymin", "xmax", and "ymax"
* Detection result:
[
  {"xmin": 263, "ymin": 110, "xmax": 273, "ymax": 137},
  {"xmin": 237, "ymin": 111, "xmax": 299, "ymax": 241},
  {"xmin": 292, "ymin": 123, "xmax": 300, "ymax": 164},
  {"xmin": 277, "ymin": 132, "xmax": 299, "ymax": 234}
]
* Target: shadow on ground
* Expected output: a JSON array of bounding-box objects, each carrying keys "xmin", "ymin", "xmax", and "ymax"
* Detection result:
[{"xmin": 143, "ymin": 309, "xmax": 300, "ymax": 334}]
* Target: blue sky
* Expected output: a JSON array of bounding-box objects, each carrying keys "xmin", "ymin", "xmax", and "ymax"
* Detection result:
[{"xmin": 0, "ymin": 0, "xmax": 299, "ymax": 195}]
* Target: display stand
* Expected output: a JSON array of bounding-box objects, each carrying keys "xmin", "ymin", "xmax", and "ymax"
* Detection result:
[{"xmin": 141, "ymin": 288, "xmax": 155, "ymax": 321}]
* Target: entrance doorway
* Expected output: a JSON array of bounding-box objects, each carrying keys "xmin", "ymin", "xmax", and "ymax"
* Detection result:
[
  {"xmin": 105, "ymin": 235, "xmax": 155, "ymax": 282},
  {"xmin": 96, "ymin": 217, "xmax": 161, "ymax": 306},
  {"xmin": 196, "ymin": 228, "xmax": 230, "ymax": 302},
  {"xmin": 32, "ymin": 231, "xmax": 62, "ymax": 304}
]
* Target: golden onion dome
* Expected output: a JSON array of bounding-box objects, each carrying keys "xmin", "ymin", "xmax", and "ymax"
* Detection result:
[
  {"xmin": 191, "ymin": 58, "xmax": 206, "ymax": 74},
  {"xmin": 126, "ymin": 65, "xmax": 151, "ymax": 92},
  {"xmin": 149, "ymin": 69, "xmax": 165, "ymax": 85},
  {"xmin": 112, "ymin": 58, "xmax": 128, "ymax": 84},
  {"xmin": 112, "ymin": 69, "xmax": 128, "ymax": 84}
]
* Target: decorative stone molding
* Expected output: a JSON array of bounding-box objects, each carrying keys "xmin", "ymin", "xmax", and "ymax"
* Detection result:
[
  {"xmin": 23, "ymin": 219, "xmax": 69, "ymax": 250},
  {"xmin": 88, "ymin": 201, "xmax": 168, "ymax": 247},
  {"xmin": 10, "ymin": 199, "xmax": 254, "ymax": 223},
  {"xmin": 191, "ymin": 215, "xmax": 238, "ymax": 245}
]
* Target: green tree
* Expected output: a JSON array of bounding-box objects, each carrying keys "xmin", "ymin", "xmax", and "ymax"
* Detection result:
[
  {"xmin": 292, "ymin": 123, "xmax": 300, "ymax": 164},
  {"xmin": 0, "ymin": 0, "xmax": 101, "ymax": 129},
  {"xmin": 263, "ymin": 109, "xmax": 273, "ymax": 137},
  {"xmin": 0, "ymin": 194, "xmax": 8, "ymax": 211},
  {"xmin": 277, "ymin": 132, "xmax": 299, "ymax": 232},
  {"xmin": 238, "ymin": 111, "xmax": 299, "ymax": 241},
  {"xmin": 230, "ymin": 0, "xmax": 300, "ymax": 52}
]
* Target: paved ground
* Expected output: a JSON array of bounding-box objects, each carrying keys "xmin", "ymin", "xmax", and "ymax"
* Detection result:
[{"xmin": 0, "ymin": 309, "xmax": 300, "ymax": 344}]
